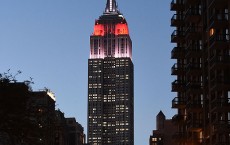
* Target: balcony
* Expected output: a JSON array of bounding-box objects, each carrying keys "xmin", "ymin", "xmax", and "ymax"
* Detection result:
[
  {"xmin": 171, "ymin": 30, "xmax": 185, "ymax": 43},
  {"xmin": 185, "ymin": 8, "xmax": 201, "ymax": 23},
  {"xmin": 211, "ymin": 97, "xmax": 230, "ymax": 112},
  {"xmin": 172, "ymin": 80, "xmax": 185, "ymax": 92},
  {"xmin": 171, "ymin": 14, "xmax": 184, "ymax": 27},
  {"xmin": 187, "ymin": 120, "xmax": 203, "ymax": 132},
  {"xmin": 172, "ymin": 97, "xmax": 186, "ymax": 108},
  {"xmin": 185, "ymin": 26, "xmax": 202, "ymax": 40},
  {"xmin": 209, "ymin": 34, "xmax": 229, "ymax": 50},
  {"xmin": 186, "ymin": 43, "xmax": 202, "ymax": 58},
  {"xmin": 170, "ymin": 0, "xmax": 184, "ymax": 11},
  {"xmin": 209, "ymin": 13, "xmax": 229, "ymax": 28},
  {"xmin": 210, "ymin": 55, "xmax": 230, "ymax": 70},
  {"xmin": 171, "ymin": 47, "xmax": 185, "ymax": 59},
  {"xmin": 208, "ymin": 0, "xmax": 228, "ymax": 9},
  {"xmin": 186, "ymin": 81, "xmax": 203, "ymax": 94},
  {"xmin": 171, "ymin": 63, "xmax": 184, "ymax": 75},
  {"xmin": 186, "ymin": 63, "xmax": 202, "ymax": 76}
]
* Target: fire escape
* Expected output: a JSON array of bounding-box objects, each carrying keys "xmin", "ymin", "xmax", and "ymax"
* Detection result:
[
  {"xmin": 206, "ymin": 0, "xmax": 230, "ymax": 145},
  {"xmin": 171, "ymin": 0, "xmax": 204, "ymax": 144}
]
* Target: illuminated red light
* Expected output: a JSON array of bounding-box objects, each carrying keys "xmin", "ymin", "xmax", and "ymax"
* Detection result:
[
  {"xmin": 115, "ymin": 23, "xmax": 129, "ymax": 35},
  {"xmin": 93, "ymin": 23, "xmax": 129, "ymax": 36},
  {"xmin": 93, "ymin": 24, "xmax": 104, "ymax": 36}
]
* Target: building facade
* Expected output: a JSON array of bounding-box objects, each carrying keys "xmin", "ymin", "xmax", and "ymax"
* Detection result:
[
  {"xmin": 0, "ymin": 77, "xmax": 86, "ymax": 145},
  {"xmin": 54, "ymin": 110, "xmax": 69, "ymax": 145},
  {"xmin": 149, "ymin": 111, "xmax": 177, "ymax": 145},
  {"xmin": 0, "ymin": 79, "xmax": 56, "ymax": 145},
  {"xmin": 0, "ymin": 81, "xmax": 31, "ymax": 145},
  {"xmin": 87, "ymin": 0, "xmax": 134, "ymax": 145},
  {"xmin": 66, "ymin": 118, "xmax": 85, "ymax": 145},
  {"xmin": 30, "ymin": 89, "xmax": 56, "ymax": 145},
  {"xmin": 54, "ymin": 111, "xmax": 86, "ymax": 145},
  {"xmin": 170, "ymin": 0, "xmax": 230, "ymax": 145}
]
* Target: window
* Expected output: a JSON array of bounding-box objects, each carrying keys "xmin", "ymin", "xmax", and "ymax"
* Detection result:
[
  {"xmin": 227, "ymin": 91, "xmax": 230, "ymax": 103},
  {"xmin": 209, "ymin": 28, "xmax": 215, "ymax": 36},
  {"xmin": 225, "ymin": 29, "xmax": 229, "ymax": 40},
  {"xmin": 193, "ymin": 132, "xmax": 200, "ymax": 142},
  {"xmin": 228, "ymin": 112, "xmax": 230, "ymax": 122},
  {"xmin": 225, "ymin": 9, "xmax": 229, "ymax": 20}
]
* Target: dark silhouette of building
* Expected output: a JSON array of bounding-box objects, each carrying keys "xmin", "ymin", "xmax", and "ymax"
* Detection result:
[
  {"xmin": 87, "ymin": 0, "xmax": 134, "ymax": 145},
  {"xmin": 54, "ymin": 111, "xmax": 86, "ymax": 145},
  {"xmin": 54, "ymin": 110, "xmax": 69, "ymax": 145},
  {"xmin": 149, "ymin": 111, "xmax": 177, "ymax": 145},
  {"xmin": 30, "ymin": 89, "xmax": 56, "ymax": 145},
  {"xmin": 0, "ymin": 80, "xmax": 31, "ymax": 145},
  {"xmin": 0, "ymin": 79, "xmax": 56, "ymax": 145},
  {"xmin": 0, "ymin": 76, "xmax": 85, "ymax": 145},
  {"xmin": 170, "ymin": 0, "xmax": 230, "ymax": 145},
  {"xmin": 66, "ymin": 118, "xmax": 85, "ymax": 145}
]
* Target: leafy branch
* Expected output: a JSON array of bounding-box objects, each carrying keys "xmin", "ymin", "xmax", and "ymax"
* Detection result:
[{"xmin": 0, "ymin": 69, "xmax": 34, "ymax": 85}]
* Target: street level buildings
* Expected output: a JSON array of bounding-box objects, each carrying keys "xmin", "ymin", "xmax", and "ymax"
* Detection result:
[
  {"xmin": 87, "ymin": 0, "xmax": 134, "ymax": 145},
  {"xmin": 55, "ymin": 110, "xmax": 69, "ymax": 145},
  {"xmin": 66, "ymin": 118, "xmax": 85, "ymax": 145},
  {"xmin": 0, "ymin": 79, "xmax": 56, "ymax": 145},
  {"xmin": 30, "ymin": 89, "xmax": 56, "ymax": 145},
  {"xmin": 0, "ymin": 77, "xmax": 86, "ymax": 145},
  {"xmin": 171, "ymin": 0, "xmax": 230, "ymax": 145}
]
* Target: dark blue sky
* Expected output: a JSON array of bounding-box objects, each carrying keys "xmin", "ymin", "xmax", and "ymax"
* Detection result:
[{"xmin": 0, "ymin": 0, "xmax": 176, "ymax": 145}]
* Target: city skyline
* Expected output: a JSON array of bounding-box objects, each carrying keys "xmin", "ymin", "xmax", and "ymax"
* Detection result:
[{"xmin": 0, "ymin": 1, "xmax": 175, "ymax": 145}]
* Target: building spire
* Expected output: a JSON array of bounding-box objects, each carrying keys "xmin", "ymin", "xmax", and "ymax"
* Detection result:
[{"xmin": 105, "ymin": 0, "xmax": 119, "ymax": 14}]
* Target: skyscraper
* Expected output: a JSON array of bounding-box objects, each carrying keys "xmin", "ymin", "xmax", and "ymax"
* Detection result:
[
  {"xmin": 171, "ymin": 0, "xmax": 230, "ymax": 145},
  {"xmin": 87, "ymin": 0, "xmax": 134, "ymax": 145}
]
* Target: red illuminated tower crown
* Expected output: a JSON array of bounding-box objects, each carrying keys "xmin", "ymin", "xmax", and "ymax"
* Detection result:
[{"xmin": 90, "ymin": 0, "xmax": 132, "ymax": 59}]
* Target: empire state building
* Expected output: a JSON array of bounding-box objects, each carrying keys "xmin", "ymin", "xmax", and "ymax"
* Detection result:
[{"xmin": 87, "ymin": 0, "xmax": 134, "ymax": 145}]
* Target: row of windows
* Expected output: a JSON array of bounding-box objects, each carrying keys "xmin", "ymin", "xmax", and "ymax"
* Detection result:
[
  {"xmin": 89, "ymin": 96, "xmax": 102, "ymax": 99},
  {"xmin": 104, "ymin": 61, "xmax": 115, "ymax": 64},
  {"xmin": 89, "ymin": 75, "xmax": 129, "ymax": 83},
  {"xmin": 116, "ymin": 110, "xmax": 129, "ymax": 113},
  {"xmin": 88, "ymin": 76, "xmax": 102, "ymax": 79},
  {"xmin": 89, "ymin": 94, "xmax": 98, "ymax": 96},
  {"xmin": 151, "ymin": 137, "xmax": 162, "ymax": 142},
  {"xmin": 103, "ymin": 116, "xmax": 116, "ymax": 119},
  {"xmin": 89, "ymin": 100, "xmax": 130, "ymax": 104},
  {"xmin": 102, "ymin": 85, "xmax": 130, "ymax": 89},
  {"xmin": 89, "ymin": 86, "xmax": 102, "ymax": 89},
  {"xmin": 89, "ymin": 116, "xmax": 102, "ymax": 119},
  {"xmin": 89, "ymin": 137, "xmax": 102, "ymax": 140},
  {"xmin": 88, "ymin": 63, "xmax": 102, "ymax": 66},
  {"xmin": 89, "ymin": 59, "xmax": 130, "ymax": 65},
  {"xmin": 88, "ymin": 99, "xmax": 102, "ymax": 102}
]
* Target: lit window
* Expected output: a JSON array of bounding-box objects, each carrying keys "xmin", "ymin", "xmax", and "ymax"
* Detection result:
[{"xmin": 209, "ymin": 28, "xmax": 215, "ymax": 36}]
